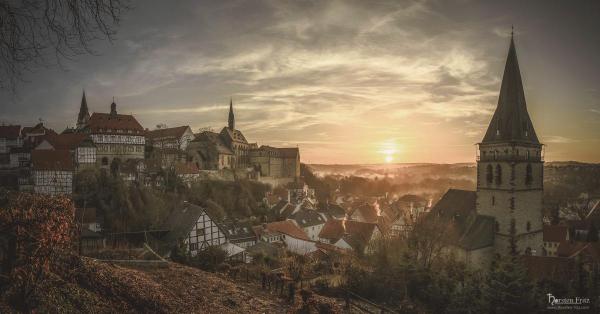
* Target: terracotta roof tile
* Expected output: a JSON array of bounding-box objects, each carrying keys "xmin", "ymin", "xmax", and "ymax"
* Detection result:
[
  {"xmin": 40, "ymin": 133, "xmax": 93, "ymax": 150},
  {"xmin": 263, "ymin": 221, "xmax": 309, "ymax": 241},
  {"xmin": 0, "ymin": 125, "xmax": 21, "ymax": 139},
  {"xmin": 87, "ymin": 113, "xmax": 144, "ymax": 134},
  {"xmin": 31, "ymin": 149, "xmax": 74, "ymax": 171},
  {"xmin": 147, "ymin": 126, "xmax": 191, "ymax": 139}
]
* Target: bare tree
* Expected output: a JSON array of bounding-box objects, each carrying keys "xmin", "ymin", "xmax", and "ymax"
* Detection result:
[
  {"xmin": 406, "ymin": 215, "xmax": 458, "ymax": 269},
  {"xmin": 0, "ymin": 0, "xmax": 129, "ymax": 91}
]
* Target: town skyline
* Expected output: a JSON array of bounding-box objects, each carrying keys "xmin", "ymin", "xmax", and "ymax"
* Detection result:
[{"xmin": 1, "ymin": 0, "xmax": 599, "ymax": 164}]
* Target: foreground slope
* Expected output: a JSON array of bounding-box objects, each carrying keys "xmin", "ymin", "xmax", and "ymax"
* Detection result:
[{"xmin": 1, "ymin": 256, "xmax": 340, "ymax": 313}]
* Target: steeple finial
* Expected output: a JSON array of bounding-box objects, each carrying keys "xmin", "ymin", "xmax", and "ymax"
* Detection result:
[
  {"xmin": 228, "ymin": 97, "xmax": 235, "ymax": 130},
  {"xmin": 511, "ymin": 25, "xmax": 514, "ymax": 38}
]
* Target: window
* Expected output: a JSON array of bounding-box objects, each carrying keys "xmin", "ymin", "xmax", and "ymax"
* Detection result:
[
  {"xmin": 189, "ymin": 242, "xmax": 198, "ymax": 251},
  {"xmin": 526, "ymin": 150, "xmax": 530, "ymax": 160},
  {"xmin": 101, "ymin": 157, "xmax": 108, "ymax": 166},
  {"xmin": 486, "ymin": 164, "xmax": 493, "ymax": 184},
  {"xmin": 526, "ymin": 221, "xmax": 531, "ymax": 232},
  {"xmin": 510, "ymin": 197, "xmax": 515, "ymax": 210},
  {"xmin": 494, "ymin": 221, "xmax": 499, "ymax": 232},
  {"xmin": 495, "ymin": 164, "xmax": 502, "ymax": 185},
  {"xmin": 525, "ymin": 163, "xmax": 533, "ymax": 185},
  {"xmin": 525, "ymin": 247, "xmax": 532, "ymax": 255},
  {"xmin": 491, "ymin": 196, "xmax": 495, "ymax": 206}
]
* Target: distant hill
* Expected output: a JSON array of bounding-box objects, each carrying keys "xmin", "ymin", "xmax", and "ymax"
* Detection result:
[{"xmin": 305, "ymin": 161, "xmax": 600, "ymax": 205}]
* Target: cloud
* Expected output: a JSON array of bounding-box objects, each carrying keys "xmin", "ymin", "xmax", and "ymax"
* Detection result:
[{"xmin": 543, "ymin": 136, "xmax": 578, "ymax": 144}]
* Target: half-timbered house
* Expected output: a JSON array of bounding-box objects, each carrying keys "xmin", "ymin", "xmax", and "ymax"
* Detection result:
[
  {"xmin": 76, "ymin": 99, "xmax": 145, "ymax": 167},
  {"xmin": 163, "ymin": 202, "xmax": 227, "ymax": 256},
  {"xmin": 31, "ymin": 150, "xmax": 74, "ymax": 195}
]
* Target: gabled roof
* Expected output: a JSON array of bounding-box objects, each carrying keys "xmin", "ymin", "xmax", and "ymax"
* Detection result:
[
  {"xmin": 482, "ymin": 35, "xmax": 539, "ymax": 144},
  {"xmin": 39, "ymin": 133, "xmax": 94, "ymax": 150},
  {"xmin": 430, "ymin": 189, "xmax": 476, "ymax": 220},
  {"xmin": 289, "ymin": 209, "xmax": 326, "ymax": 228},
  {"xmin": 430, "ymin": 189, "xmax": 494, "ymax": 250},
  {"xmin": 457, "ymin": 215, "xmax": 495, "ymax": 250},
  {"xmin": 319, "ymin": 219, "xmax": 378, "ymax": 245},
  {"xmin": 31, "ymin": 149, "xmax": 74, "ymax": 171},
  {"xmin": 147, "ymin": 126, "xmax": 191, "ymax": 139},
  {"xmin": 0, "ymin": 125, "xmax": 21, "ymax": 139},
  {"xmin": 319, "ymin": 202, "xmax": 346, "ymax": 219},
  {"xmin": 192, "ymin": 131, "xmax": 234, "ymax": 155},
  {"xmin": 220, "ymin": 126, "xmax": 248, "ymax": 144},
  {"xmin": 87, "ymin": 112, "xmax": 144, "ymax": 134},
  {"xmin": 543, "ymin": 225, "xmax": 569, "ymax": 242},
  {"xmin": 22, "ymin": 123, "xmax": 56, "ymax": 137},
  {"xmin": 255, "ymin": 221, "xmax": 309, "ymax": 241},
  {"xmin": 162, "ymin": 202, "xmax": 212, "ymax": 244},
  {"xmin": 350, "ymin": 203, "xmax": 379, "ymax": 223}
]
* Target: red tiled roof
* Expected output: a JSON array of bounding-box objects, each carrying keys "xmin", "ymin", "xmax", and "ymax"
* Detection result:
[
  {"xmin": 21, "ymin": 123, "xmax": 56, "ymax": 136},
  {"xmin": 147, "ymin": 126, "xmax": 191, "ymax": 139},
  {"xmin": 557, "ymin": 241, "xmax": 588, "ymax": 257},
  {"xmin": 319, "ymin": 219, "xmax": 377, "ymax": 243},
  {"xmin": 543, "ymin": 225, "xmax": 568, "ymax": 242},
  {"xmin": 31, "ymin": 149, "xmax": 74, "ymax": 171},
  {"xmin": 264, "ymin": 221, "xmax": 309, "ymax": 241},
  {"xmin": 87, "ymin": 113, "xmax": 144, "ymax": 134},
  {"xmin": 319, "ymin": 219, "xmax": 345, "ymax": 240},
  {"xmin": 40, "ymin": 133, "xmax": 92, "ymax": 150},
  {"xmin": 0, "ymin": 125, "xmax": 21, "ymax": 139}
]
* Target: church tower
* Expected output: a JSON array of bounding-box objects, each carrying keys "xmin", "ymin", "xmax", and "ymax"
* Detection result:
[
  {"xmin": 228, "ymin": 98, "xmax": 235, "ymax": 130},
  {"xmin": 476, "ymin": 32, "xmax": 544, "ymax": 256},
  {"xmin": 76, "ymin": 91, "xmax": 90, "ymax": 129}
]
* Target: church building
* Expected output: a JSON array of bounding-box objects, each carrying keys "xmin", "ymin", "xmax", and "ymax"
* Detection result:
[
  {"xmin": 431, "ymin": 32, "xmax": 544, "ymax": 268},
  {"xmin": 187, "ymin": 99, "xmax": 300, "ymax": 183}
]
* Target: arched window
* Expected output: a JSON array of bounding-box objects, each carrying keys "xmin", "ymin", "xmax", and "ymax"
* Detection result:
[
  {"xmin": 526, "ymin": 221, "xmax": 531, "ymax": 232},
  {"xmin": 525, "ymin": 163, "xmax": 533, "ymax": 185},
  {"xmin": 526, "ymin": 150, "xmax": 530, "ymax": 160},
  {"xmin": 495, "ymin": 164, "xmax": 502, "ymax": 185},
  {"xmin": 491, "ymin": 196, "xmax": 496, "ymax": 206},
  {"xmin": 486, "ymin": 164, "xmax": 493, "ymax": 184}
]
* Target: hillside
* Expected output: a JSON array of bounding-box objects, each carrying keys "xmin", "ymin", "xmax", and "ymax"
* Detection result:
[{"xmin": 0, "ymin": 256, "xmax": 341, "ymax": 313}]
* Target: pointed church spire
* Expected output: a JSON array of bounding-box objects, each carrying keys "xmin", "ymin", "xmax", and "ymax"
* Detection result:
[
  {"xmin": 228, "ymin": 97, "xmax": 235, "ymax": 130},
  {"xmin": 110, "ymin": 97, "xmax": 117, "ymax": 116},
  {"xmin": 481, "ymin": 31, "xmax": 539, "ymax": 144},
  {"xmin": 77, "ymin": 90, "xmax": 90, "ymax": 129}
]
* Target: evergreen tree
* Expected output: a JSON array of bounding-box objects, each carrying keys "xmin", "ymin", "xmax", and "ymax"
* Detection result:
[{"xmin": 482, "ymin": 218, "xmax": 534, "ymax": 313}]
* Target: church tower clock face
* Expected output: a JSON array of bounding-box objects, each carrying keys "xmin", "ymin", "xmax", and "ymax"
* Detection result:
[{"xmin": 476, "ymin": 32, "xmax": 544, "ymax": 256}]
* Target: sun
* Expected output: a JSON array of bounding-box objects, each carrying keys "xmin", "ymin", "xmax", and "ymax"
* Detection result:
[{"xmin": 378, "ymin": 140, "xmax": 400, "ymax": 164}]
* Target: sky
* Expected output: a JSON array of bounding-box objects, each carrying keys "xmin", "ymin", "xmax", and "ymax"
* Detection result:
[{"xmin": 1, "ymin": 0, "xmax": 599, "ymax": 164}]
